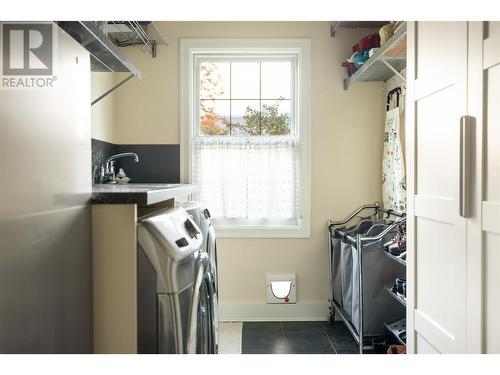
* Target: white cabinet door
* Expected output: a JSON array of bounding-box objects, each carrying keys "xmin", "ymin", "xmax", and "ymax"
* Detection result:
[
  {"xmin": 482, "ymin": 21, "xmax": 500, "ymax": 354},
  {"xmin": 406, "ymin": 22, "xmax": 468, "ymax": 353}
]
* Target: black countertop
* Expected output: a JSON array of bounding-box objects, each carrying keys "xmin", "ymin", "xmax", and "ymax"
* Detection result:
[{"xmin": 91, "ymin": 183, "xmax": 197, "ymax": 205}]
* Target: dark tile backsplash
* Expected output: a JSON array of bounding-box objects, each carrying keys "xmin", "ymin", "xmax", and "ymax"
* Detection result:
[
  {"xmin": 91, "ymin": 138, "xmax": 114, "ymax": 164},
  {"xmin": 91, "ymin": 139, "xmax": 180, "ymax": 184},
  {"xmin": 114, "ymin": 144, "xmax": 180, "ymax": 183}
]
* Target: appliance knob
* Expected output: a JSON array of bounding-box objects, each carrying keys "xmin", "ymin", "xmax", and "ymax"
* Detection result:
[{"xmin": 184, "ymin": 218, "xmax": 200, "ymax": 238}]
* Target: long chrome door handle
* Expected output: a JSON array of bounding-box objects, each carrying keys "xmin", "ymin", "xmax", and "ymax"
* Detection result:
[
  {"xmin": 459, "ymin": 115, "xmax": 474, "ymax": 218},
  {"xmin": 186, "ymin": 252, "xmax": 209, "ymax": 354}
]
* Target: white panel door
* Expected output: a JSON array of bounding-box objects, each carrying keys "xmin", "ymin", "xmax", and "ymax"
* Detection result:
[
  {"xmin": 482, "ymin": 21, "xmax": 500, "ymax": 354},
  {"xmin": 407, "ymin": 22, "xmax": 468, "ymax": 353}
]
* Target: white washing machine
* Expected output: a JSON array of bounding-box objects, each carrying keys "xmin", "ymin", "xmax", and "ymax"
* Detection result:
[
  {"xmin": 179, "ymin": 201, "xmax": 219, "ymax": 352},
  {"xmin": 181, "ymin": 202, "xmax": 218, "ymax": 285},
  {"xmin": 136, "ymin": 207, "xmax": 217, "ymax": 354}
]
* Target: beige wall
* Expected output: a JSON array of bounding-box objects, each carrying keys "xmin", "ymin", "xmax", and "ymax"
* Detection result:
[
  {"xmin": 91, "ymin": 72, "xmax": 117, "ymax": 143},
  {"xmin": 107, "ymin": 22, "xmax": 386, "ymax": 316}
]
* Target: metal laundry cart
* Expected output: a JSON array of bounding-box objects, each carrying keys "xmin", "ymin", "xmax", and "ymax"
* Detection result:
[{"xmin": 328, "ymin": 203, "xmax": 406, "ymax": 354}]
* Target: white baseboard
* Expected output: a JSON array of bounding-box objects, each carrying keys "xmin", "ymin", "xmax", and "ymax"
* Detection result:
[{"xmin": 219, "ymin": 302, "xmax": 329, "ymax": 322}]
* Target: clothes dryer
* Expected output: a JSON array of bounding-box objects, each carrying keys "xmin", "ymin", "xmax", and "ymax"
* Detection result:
[
  {"xmin": 137, "ymin": 207, "xmax": 216, "ymax": 354},
  {"xmin": 180, "ymin": 201, "xmax": 219, "ymax": 352}
]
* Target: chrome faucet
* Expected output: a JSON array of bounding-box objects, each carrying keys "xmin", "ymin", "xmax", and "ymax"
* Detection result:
[
  {"xmin": 105, "ymin": 152, "xmax": 139, "ymax": 165},
  {"xmin": 99, "ymin": 153, "xmax": 139, "ymax": 184}
]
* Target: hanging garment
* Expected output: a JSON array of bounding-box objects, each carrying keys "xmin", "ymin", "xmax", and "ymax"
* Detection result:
[{"xmin": 382, "ymin": 107, "xmax": 407, "ymax": 213}]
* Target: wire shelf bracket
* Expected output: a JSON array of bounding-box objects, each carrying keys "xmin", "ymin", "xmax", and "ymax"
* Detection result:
[{"xmin": 91, "ymin": 73, "xmax": 134, "ymax": 106}]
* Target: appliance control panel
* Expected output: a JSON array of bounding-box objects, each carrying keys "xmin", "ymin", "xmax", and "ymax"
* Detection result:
[{"xmin": 139, "ymin": 207, "xmax": 203, "ymax": 262}]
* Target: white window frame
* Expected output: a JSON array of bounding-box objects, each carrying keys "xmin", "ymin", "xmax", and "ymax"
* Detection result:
[{"xmin": 180, "ymin": 39, "xmax": 311, "ymax": 238}]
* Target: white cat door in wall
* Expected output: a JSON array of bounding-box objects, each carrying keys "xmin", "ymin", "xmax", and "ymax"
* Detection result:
[{"xmin": 266, "ymin": 274, "xmax": 296, "ymax": 304}]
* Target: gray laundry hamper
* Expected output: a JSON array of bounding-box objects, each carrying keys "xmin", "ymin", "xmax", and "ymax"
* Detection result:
[
  {"xmin": 351, "ymin": 228, "xmax": 406, "ymax": 336},
  {"xmin": 330, "ymin": 236, "xmax": 344, "ymax": 306},
  {"xmin": 339, "ymin": 220, "xmax": 374, "ymax": 319},
  {"xmin": 340, "ymin": 241, "xmax": 354, "ymax": 319}
]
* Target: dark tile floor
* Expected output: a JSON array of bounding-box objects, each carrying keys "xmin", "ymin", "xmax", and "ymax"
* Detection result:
[{"xmin": 242, "ymin": 321, "xmax": 359, "ymax": 354}]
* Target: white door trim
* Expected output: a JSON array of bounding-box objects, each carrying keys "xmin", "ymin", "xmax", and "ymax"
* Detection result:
[
  {"xmin": 405, "ymin": 20, "xmax": 417, "ymax": 354},
  {"xmin": 465, "ymin": 21, "xmax": 484, "ymax": 353}
]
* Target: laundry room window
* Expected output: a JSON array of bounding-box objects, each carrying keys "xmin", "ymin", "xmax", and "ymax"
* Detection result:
[
  {"xmin": 197, "ymin": 58, "xmax": 294, "ymax": 136},
  {"xmin": 181, "ymin": 39, "xmax": 311, "ymax": 238}
]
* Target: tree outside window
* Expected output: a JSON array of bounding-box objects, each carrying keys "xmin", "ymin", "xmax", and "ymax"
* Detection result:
[{"xmin": 199, "ymin": 61, "xmax": 292, "ymax": 136}]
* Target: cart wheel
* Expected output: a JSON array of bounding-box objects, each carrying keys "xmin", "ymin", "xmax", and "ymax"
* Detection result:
[{"xmin": 328, "ymin": 312, "xmax": 335, "ymax": 323}]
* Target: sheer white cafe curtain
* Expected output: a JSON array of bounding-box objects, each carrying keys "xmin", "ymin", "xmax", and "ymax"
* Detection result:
[{"xmin": 192, "ymin": 137, "xmax": 302, "ymax": 225}]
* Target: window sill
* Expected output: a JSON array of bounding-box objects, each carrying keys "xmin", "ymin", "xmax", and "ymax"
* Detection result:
[{"xmin": 214, "ymin": 223, "xmax": 311, "ymax": 239}]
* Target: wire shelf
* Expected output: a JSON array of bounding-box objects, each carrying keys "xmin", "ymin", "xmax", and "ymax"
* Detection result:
[
  {"xmin": 386, "ymin": 287, "xmax": 407, "ymax": 307},
  {"xmin": 106, "ymin": 21, "xmax": 168, "ymax": 58},
  {"xmin": 330, "ymin": 21, "xmax": 389, "ymax": 37},
  {"xmin": 384, "ymin": 318, "xmax": 406, "ymax": 346},
  {"xmin": 383, "ymin": 249, "xmax": 406, "ymax": 267},
  {"xmin": 57, "ymin": 21, "xmax": 141, "ymax": 77},
  {"xmin": 343, "ymin": 22, "xmax": 407, "ymax": 90}
]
